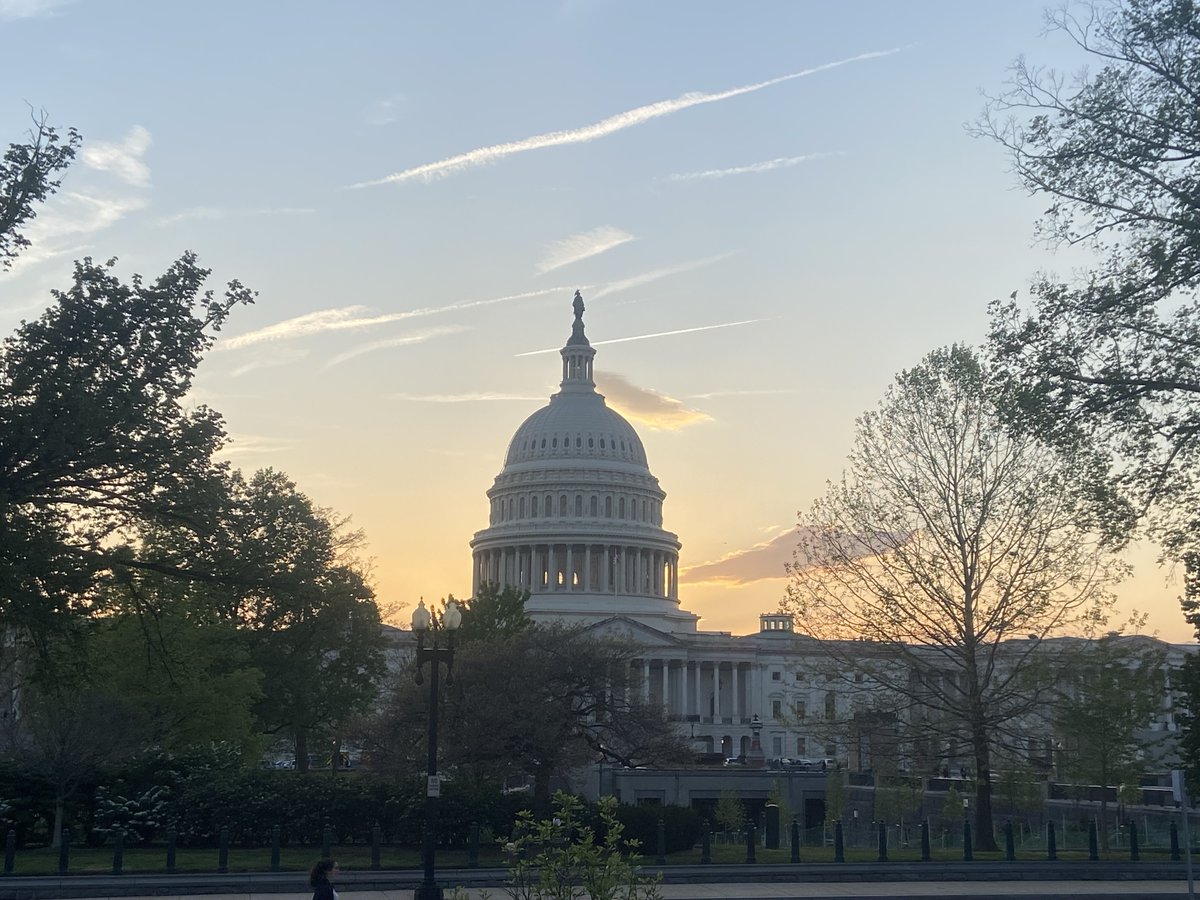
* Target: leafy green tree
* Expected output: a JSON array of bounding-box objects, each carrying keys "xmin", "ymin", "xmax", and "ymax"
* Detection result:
[
  {"xmin": 1, "ymin": 112, "xmax": 80, "ymax": 267},
  {"xmin": 452, "ymin": 581, "xmax": 532, "ymax": 645},
  {"xmin": 979, "ymin": 0, "xmax": 1200, "ymax": 561},
  {"xmin": 1054, "ymin": 632, "xmax": 1167, "ymax": 848},
  {"xmin": 714, "ymin": 789, "xmax": 746, "ymax": 837},
  {"xmin": 785, "ymin": 345, "xmax": 1123, "ymax": 850},
  {"xmin": 824, "ymin": 768, "xmax": 849, "ymax": 824}
]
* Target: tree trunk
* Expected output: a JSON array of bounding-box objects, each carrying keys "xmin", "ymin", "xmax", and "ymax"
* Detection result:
[
  {"xmin": 532, "ymin": 767, "xmax": 552, "ymax": 819},
  {"xmin": 972, "ymin": 726, "xmax": 999, "ymax": 851},
  {"xmin": 1098, "ymin": 797, "xmax": 1110, "ymax": 852},
  {"xmin": 50, "ymin": 792, "xmax": 65, "ymax": 849},
  {"xmin": 295, "ymin": 728, "xmax": 309, "ymax": 773}
]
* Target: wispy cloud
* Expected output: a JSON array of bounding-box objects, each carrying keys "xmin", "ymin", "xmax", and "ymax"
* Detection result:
[
  {"xmin": 515, "ymin": 317, "xmax": 765, "ymax": 357},
  {"xmin": 322, "ymin": 326, "xmax": 465, "ymax": 369},
  {"xmin": 665, "ymin": 152, "xmax": 842, "ymax": 182},
  {"xmin": 365, "ymin": 94, "xmax": 406, "ymax": 126},
  {"xmin": 679, "ymin": 527, "xmax": 796, "ymax": 586},
  {"xmin": 393, "ymin": 392, "xmax": 546, "ymax": 403},
  {"xmin": 590, "ymin": 251, "xmax": 736, "ymax": 300},
  {"xmin": 82, "ymin": 126, "xmax": 152, "ymax": 187},
  {"xmin": 688, "ymin": 388, "xmax": 798, "ymax": 400},
  {"xmin": 219, "ymin": 287, "xmax": 567, "ymax": 352},
  {"xmin": 0, "ymin": 0, "xmax": 72, "ymax": 19},
  {"xmin": 537, "ymin": 226, "xmax": 634, "ymax": 275},
  {"xmin": 158, "ymin": 206, "xmax": 315, "ymax": 226},
  {"xmin": 7, "ymin": 193, "xmax": 147, "ymax": 273},
  {"xmin": 229, "ymin": 347, "xmax": 311, "ymax": 377},
  {"xmin": 348, "ymin": 49, "xmax": 901, "ymax": 188},
  {"xmin": 215, "ymin": 434, "xmax": 293, "ymax": 458},
  {"xmin": 596, "ymin": 372, "xmax": 711, "ymax": 431}
]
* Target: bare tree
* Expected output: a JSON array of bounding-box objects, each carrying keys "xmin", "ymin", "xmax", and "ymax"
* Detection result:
[{"xmin": 784, "ymin": 345, "xmax": 1122, "ymax": 850}]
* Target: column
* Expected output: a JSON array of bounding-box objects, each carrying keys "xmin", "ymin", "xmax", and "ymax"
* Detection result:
[
  {"xmin": 566, "ymin": 545, "xmax": 574, "ymax": 591},
  {"xmin": 681, "ymin": 661, "xmax": 690, "ymax": 718},
  {"xmin": 661, "ymin": 661, "xmax": 670, "ymax": 712},
  {"xmin": 583, "ymin": 545, "xmax": 592, "ymax": 591},
  {"xmin": 695, "ymin": 662, "xmax": 703, "ymax": 721},
  {"xmin": 642, "ymin": 659, "xmax": 651, "ymax": 704},
  {"xmin": 732, "ymin": 663, "xmax": 740, "ymax": 722},
  {"xmin": 472, "ymin": 553, "xmax": 480, "ymax": 597},
  {"xmin": 620, "ymin": 547, "xmax": 629, "ymax": 593},
  {"xmin": 602, "ymin": 546, "xmax": 610, "ymax": 592}
]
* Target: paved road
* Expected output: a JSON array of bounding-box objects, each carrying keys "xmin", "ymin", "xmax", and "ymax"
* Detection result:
[{"xmin": 5, "ymin": 882, "xmax": 1196, "ymax": 900}]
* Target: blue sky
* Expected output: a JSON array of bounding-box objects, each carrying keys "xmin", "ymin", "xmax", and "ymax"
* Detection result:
[{"xmin": 3, "ymin": 0, "xmax": 1186, "ymax": 638}]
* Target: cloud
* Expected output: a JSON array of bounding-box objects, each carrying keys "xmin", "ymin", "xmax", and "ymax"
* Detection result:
[
  {"xmin": 6, "ymin": 193, "xmax": 147, "ymax": 273},
  {"xmin": 322, "ymin": 326, "xmax": 465, "ymax": 369},
  {"xmin": 595, "ymin": 372, "xmax": 712, "ymax": 431},
  {"xmin": 393, "ymin": 392, "xmax": 546, "ymax": 403},
  {"xmin": 688, "ymin": 389, "xmax": 798, "ymax": 400},
  {"xmin": 590, "ymin": 251, "xmax": 737, "ymax": 300},
  {"xmin": 537, "ymin": 226, "xmax": 634, "ymax": 275},
  {"xmin": 348, "ymin": 48, "xmax": 901, "ymax": 187},
  {"xmin": 514, "ymin": 317, "xmax": 765, "ymax": 357},
  {"xmin": 365, "ymin": 94, "xmax": 406, "ymax": 126},
  {"xmin": 158, "ymin": 206, "xmax": 315, "ymax": 226},
  {"xmin": 81, "ymin": 126, "xmax": 152, "ymax": 186},
  {"xmin": 215, "ymin": 434, "xmax": 293, "ymax": 458},
  {"xmin": 665, "ymin": 152, "xmax": 842, "ymax": 182},
  {"xmin": 0, "ymin": 0, "xmax": 72, "ymax": 18},
  {"xmin": 679, "ymin": 527, "xmax": 797, "ymax": 586},
  {"xmin": 219, "ymin": 287, "xmax": 567, "ymax": 351}
]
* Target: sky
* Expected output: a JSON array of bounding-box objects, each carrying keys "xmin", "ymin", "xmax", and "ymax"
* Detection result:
[{"xmin": 1, "ymin": 0, "xmax": 1191, "ymax": 641}]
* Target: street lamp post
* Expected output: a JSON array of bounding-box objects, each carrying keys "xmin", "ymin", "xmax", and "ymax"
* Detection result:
[{"xmin": 412, "ymin": 599, "xmax": 461, "ymax": 900}]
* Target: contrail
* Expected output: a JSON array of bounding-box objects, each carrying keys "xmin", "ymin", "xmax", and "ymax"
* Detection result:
[
  {"xmin": 514, "ymin": 319, "xmax": 765, "ymax": 357},
  {"xmin": 349, "ymin": 49, "xmax": 900, "ymax": 188}
]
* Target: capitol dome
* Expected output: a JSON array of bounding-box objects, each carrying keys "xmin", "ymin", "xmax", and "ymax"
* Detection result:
[{"xmin": 470, "ymin": 291, "xmax": 698, "ymax": 632}]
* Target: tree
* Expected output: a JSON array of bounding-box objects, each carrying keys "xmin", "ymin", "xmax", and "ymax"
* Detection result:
[
  {"xmin": 979, "ymin": 0, "xmax": 1200, "ymax": 561},
  {"xmin": 784, "ymin": 345, "xmax": 1122, "ymax": 850},
  {"xmin": 1053, "ymin": 632, "xmax": 1166, "ymax": 849},
  {"xmin": 365, "ymin": 624, "xmax": 688, "ymax": 815},
  {"xmin": 1, "ymin": 112, "xmax": 80, "ymax": 268},
  {"xmin": 714, "ymin": 789, "xmax": 747, "ymax": 837},
  {"xmin": 453, "ymin": 581, "xmax": 532, "ymax": 645}
]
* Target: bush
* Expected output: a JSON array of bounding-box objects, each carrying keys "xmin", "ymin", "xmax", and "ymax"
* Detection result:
[{"xmin": 615, "ymin": 804, "xmax": 701, "ymax": 855}]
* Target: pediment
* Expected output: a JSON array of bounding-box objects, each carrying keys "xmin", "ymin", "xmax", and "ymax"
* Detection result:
[{"xmin": 580, "ymin": 615, "xmax": 689, "ymax": 649}]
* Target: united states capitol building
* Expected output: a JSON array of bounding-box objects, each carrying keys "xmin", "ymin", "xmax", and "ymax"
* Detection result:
[{"xmin": 463, "ymin": 291, "xmax": 1188, "ymax": 800}]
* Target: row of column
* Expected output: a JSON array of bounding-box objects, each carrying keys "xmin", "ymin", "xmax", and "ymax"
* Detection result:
[
  {"xmin": 473, "ymin": 543, "xmax": 679, "ymax": 599},
  {"xmin": 628, "ymin": 658, "xmax": 760, "ymax": 723}
]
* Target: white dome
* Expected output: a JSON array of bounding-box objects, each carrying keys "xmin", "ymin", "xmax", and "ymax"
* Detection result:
[{"xmin": 470, "ymin": 290, "xmax": 697, "ymax": 633}]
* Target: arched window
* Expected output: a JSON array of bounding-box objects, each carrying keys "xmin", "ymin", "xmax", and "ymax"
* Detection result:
[
  {"xmin": 545, "ymin": 494, "xmax": 553, "ymax": 515},
  {"xmin": 589, "ymin": 495, "xmax": 598, "ymax": 516},
  {"xmin": 575, "ymin": 495, "xmax": 582, "ymax": 516},
  {"xmin": 531, "ymin": 495, "xmax": 538, "ymax": 518},
  {"xmin": 619, "ymin": 497, "xmax": 626, "ymax": 519},
  {"xmin": 518, "ymin": 496, "xmax": 526, "ymax": 518},
  {"xmin": 575, "ymin": 436, "xmax": 582, "ymax": 449},
  {"xmin": 560, "ymin": 494, "xmax": 568, "ymax": 516},
  {"xmin": 641, "ymin": 499, "xmax": 647, "ymax": 521},
  {"xmin": 605, "ymin": 496, "xmax": 613, "ymax": 517}
]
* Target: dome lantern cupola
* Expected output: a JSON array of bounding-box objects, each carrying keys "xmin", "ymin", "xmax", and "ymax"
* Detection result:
[{"xmin": 560, "ymin": 290, "xmax": 596, "ymax": 392}]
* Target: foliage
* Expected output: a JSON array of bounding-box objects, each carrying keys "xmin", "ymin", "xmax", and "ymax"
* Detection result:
[
  {"xmin": 824, "ymin": 769, "xmax": 848, "ymax": 824},
  {"xmin": 784, "ymin": 345, "xmax": 1122, "ymax": 850},
  {"xmin": 1053, "ymin": 631, "xmax": 1166, "ymax": 848},
  {"xmin": 980, "ymin": 0, "xmax": 1200, "ymax": 561},
  {"xmin": 713, "ymin": 790, "xmax": 746, "ymax": 835},
  {"xmin": 454, "ymin": 581, "xmax": 532, "ymax": 644},
  {"xmin": 942, "ymin": 786, "xmax": 964, "ymax": 825},
  {"xmin": 93, "ymin": 785, "xmax": 169, "ymax": 845},
  {"xmin": 0, "ymin": 111, "xmax": 80, "ymax": 267},
  {"xmin": 503, "ymin": 793, "xmax": 661, "ymax": 900},
  {"xmin": 364, "ymin": 624, "xmax": 687, "ymax": 815},
  {"xmin": 874, "ymin": 775, "xmax": 923, "ymax": 826}
]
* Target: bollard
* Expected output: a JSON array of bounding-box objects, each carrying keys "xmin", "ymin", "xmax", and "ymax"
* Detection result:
[
  {"xmin": 1004, "ymin": 821, "xmax": 1015, "ymax": 861},
  {"xmin": 1088, "ymin": 820, "xmax": 1098, "ymax": 861},
  {"xmin": 834, "ymin": 821, "xmax": 844, "ymax": 864},
  {"xmin": 1047, "ymin": 820, "xmax": 1057, "ymax": 861},
  {"xmin": 4, "ymin": 829, "xmax": 14, "ymax": 875},
  {"xmin": 877, "ymin": 821, "xmax": 888, "ymax": 863},
  {"xmin": 921, "ymin": 820, "xmax": 931, "ymax": 862},
  {"xmin": 791, "ymin": 818, "xmax": 801, "ymax": 863},
  {"xmin": 112, "ymin": 829, "xmax": 124, "ymax": 875},
  {"xmin": 1129, "ymin": 820, "xmax": 1140, "ymax": 861},
  {"xmin": 322, "ymin": 825, "xmax": 333, "ymax": 860},
  {"xmin": 468, "ymin": 822, "xmax": 479, "ymax": 869},
  {"xmin": 962, "ymin": 820, "xmax": 973, "ymax": 861},
  {"xmin": 372, "ymin": 825, "xmax": 382, "ymax": 870},
  {"xmin": 700, "ymin": 823, "xmax": 711, "ymax": 865},
  {"xmin": 745, "ymin": 825, "xmax": 756, "ymax": 864},
  {"xmin": 765, "ymin": 804, "xmax": 780, "ymax": 851},
  {"xmin": 166, "ymin": 829, "xmax": 177, "ymax": 874},
  {"xmin": 656, "ymin": 818, "xmax": 666, "ymax": 866},
  {"xmin": 217, "ymin": 827, "xmax": 229, "ymax": 874},
  {"xmin": 271, "ymin": 825, "xmax": 281, "ymax": 872},
  {"xmin": 58, "ymin": 828, "xmax": 69, "ymax": 875},
  {"xmin": 1172, "ymin": 821, "xmax": 1182, "ymax": 862}
]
